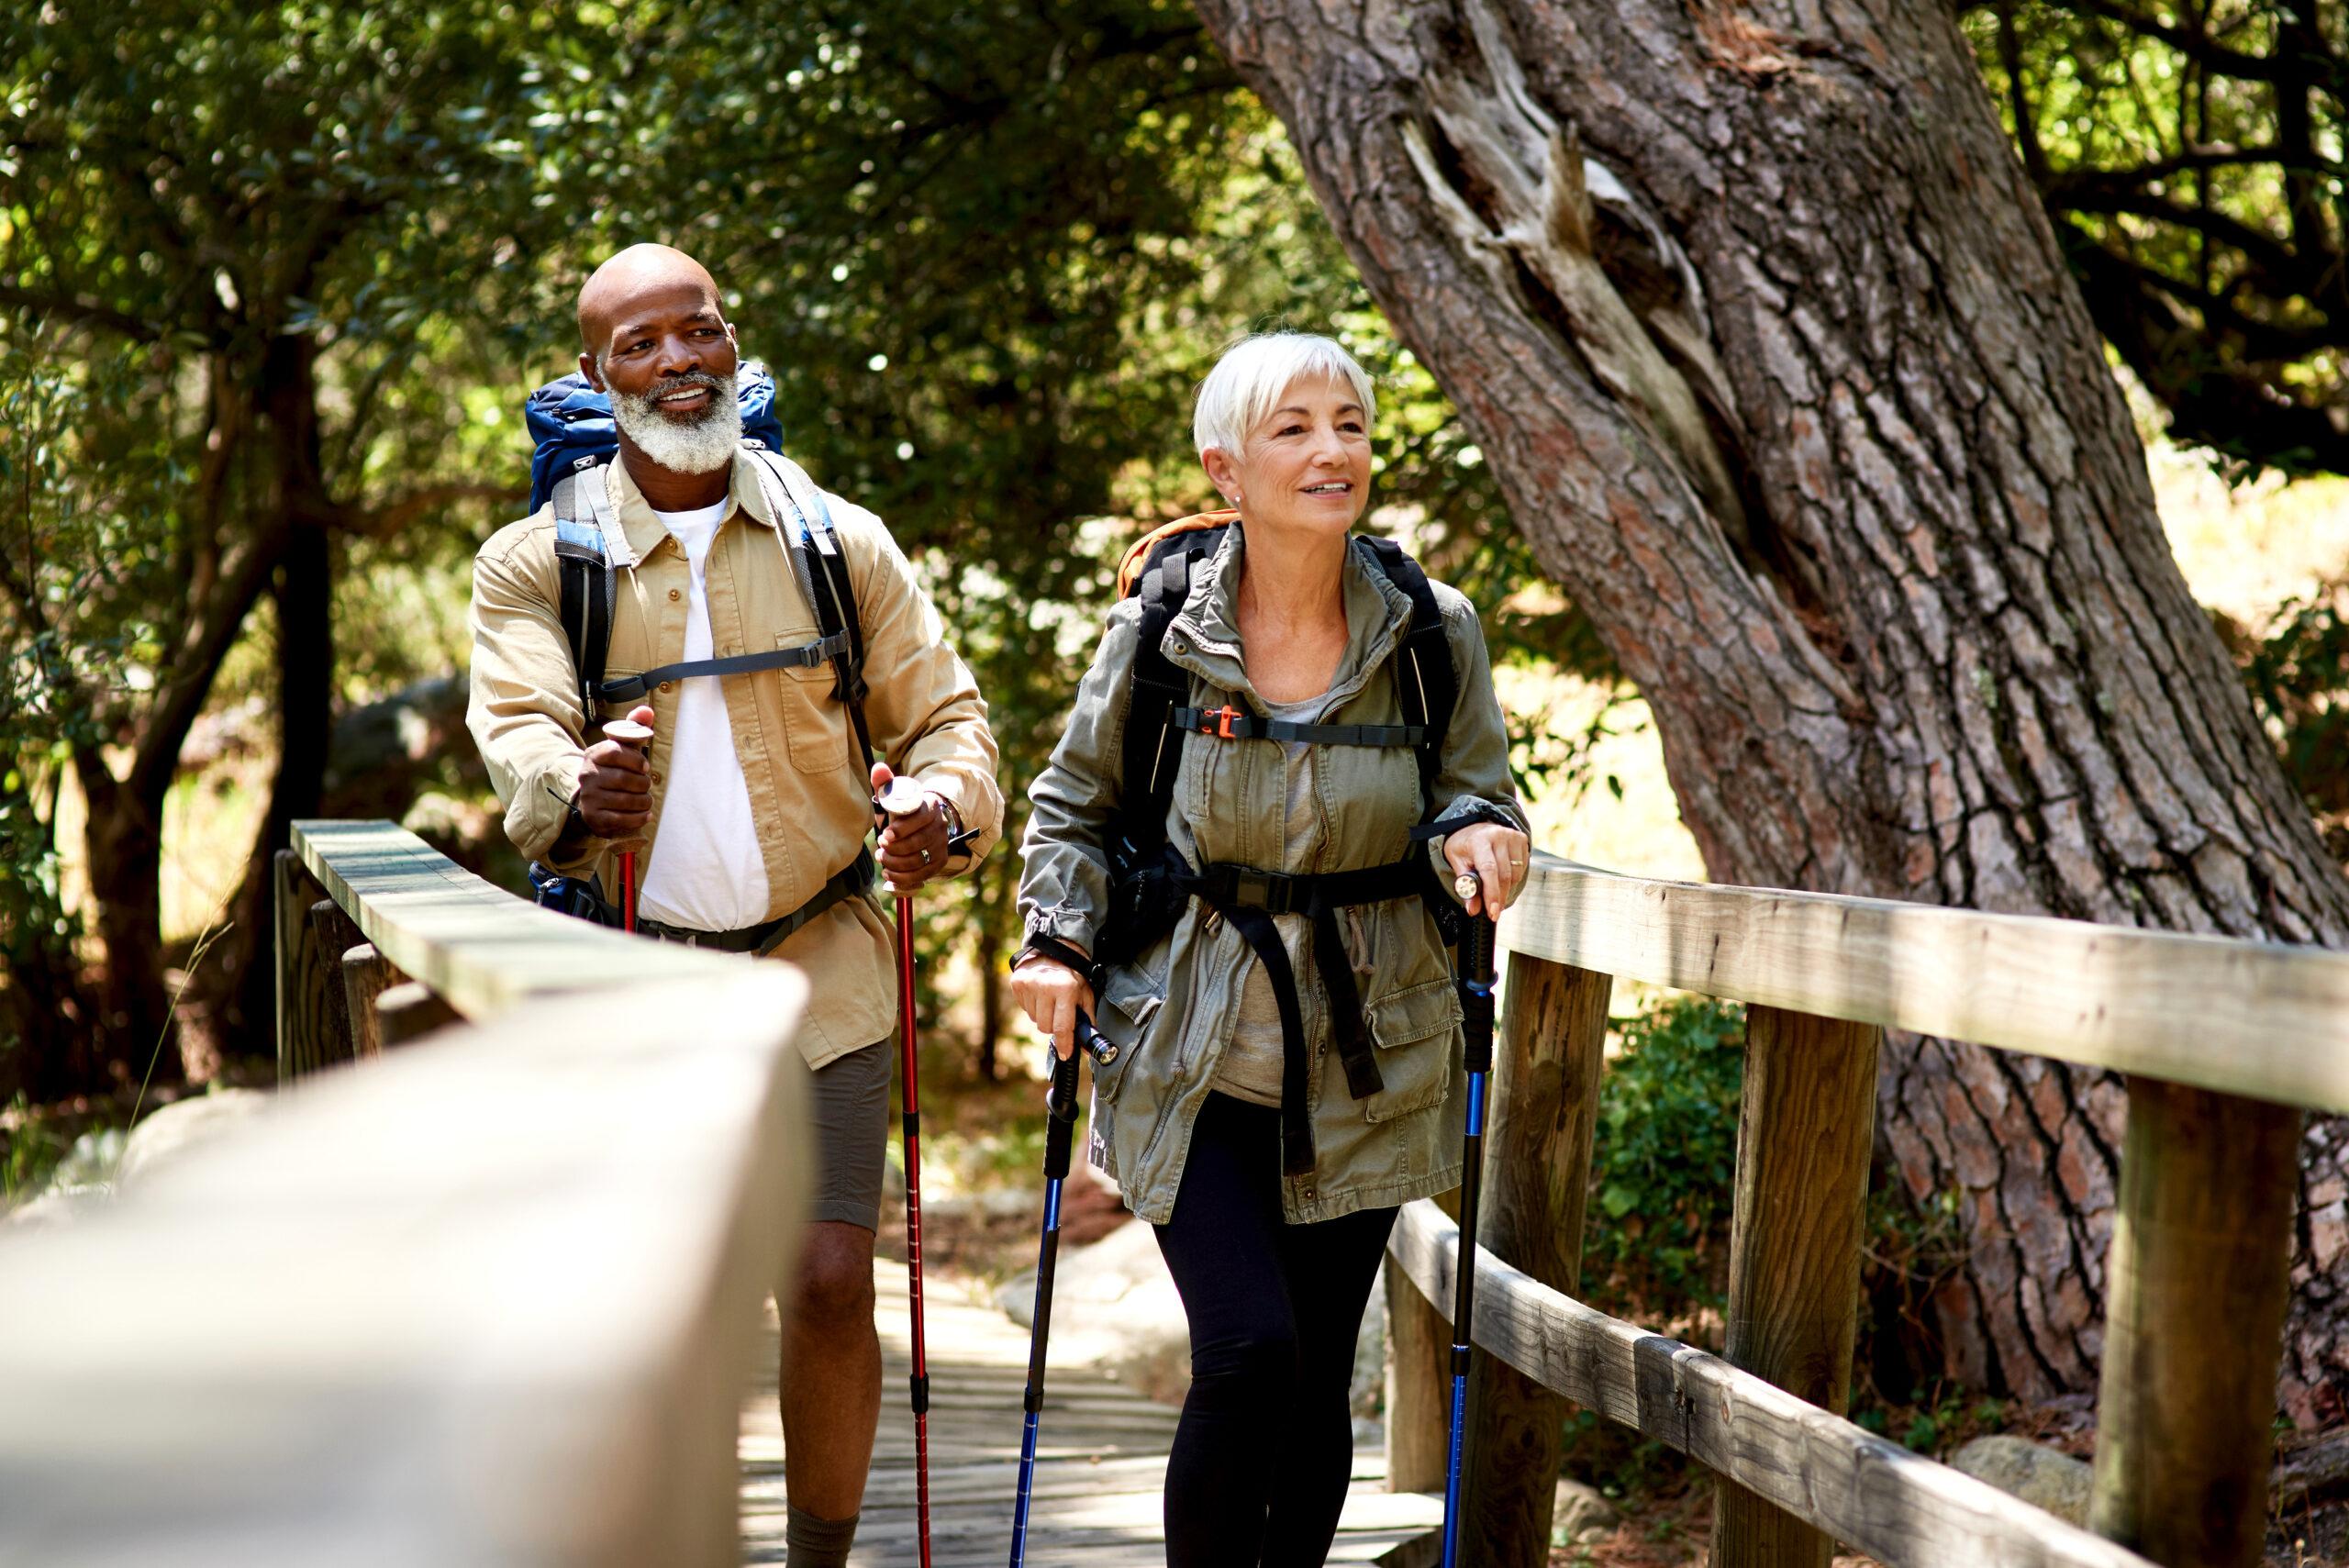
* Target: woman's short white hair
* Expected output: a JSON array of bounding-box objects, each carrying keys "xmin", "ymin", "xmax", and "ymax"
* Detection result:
[{"xmin": 1192, "ymin": 331, "xmax": 1377, "ymax": 458}]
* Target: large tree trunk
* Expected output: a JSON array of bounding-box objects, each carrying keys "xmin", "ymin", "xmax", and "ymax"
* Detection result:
[
  {"xmin": 1194, "ymin": 0, "xmax": 2349, "ymax": 1421},
  {"xmin": 61, "ymin": 757, "xmax": 172, "ymax": 1094},
  {"xmin": 225, "ymin": 335, "xmax": 337, "ymax": 1052}
]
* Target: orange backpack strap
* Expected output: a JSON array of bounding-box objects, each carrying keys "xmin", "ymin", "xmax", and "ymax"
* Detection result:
[{"xmin": 1115, "ymin": 510, "xmax": 1240, "ymax": 599}]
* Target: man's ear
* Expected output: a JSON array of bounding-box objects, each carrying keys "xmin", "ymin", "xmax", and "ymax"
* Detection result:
[{"xmin": 578, "ymin": 350, "xmax": 605, "ymax": 391}]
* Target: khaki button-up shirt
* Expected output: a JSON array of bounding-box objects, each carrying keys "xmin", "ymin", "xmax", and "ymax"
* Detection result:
[{"xmin": 468, "ymin": 449, "xmax": 1002, "ymax": 1068}]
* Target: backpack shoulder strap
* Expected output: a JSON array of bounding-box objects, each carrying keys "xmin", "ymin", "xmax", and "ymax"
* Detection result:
[
  {"xmin": 1115, "ymin": 527, "xmax": 1224, "ymax": 854},
  {"xmin": 549, "ymin": 470, "xmax": 615, "ymax": 726},
  {"xmin": 1359, "ymin": 536, "xmax": 1456, "ymax": 819},
  {"xmin": 745, "ymin": 449, "xmax": 874, "ymax": 773}
]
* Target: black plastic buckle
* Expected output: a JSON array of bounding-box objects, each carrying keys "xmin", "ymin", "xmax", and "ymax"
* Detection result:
[
  {"xmin": 1197, "ymin": 704, "xmax": 1243, "ymax": 740},
  {"xmin": 1229, "ymin": 865, "xmax": 1298, "ymax": 913}
]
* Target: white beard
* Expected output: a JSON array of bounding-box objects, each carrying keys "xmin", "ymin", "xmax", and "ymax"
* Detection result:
[{"xmin": 609, "ymin": 368, "xmax": 743, "ymax": 474}]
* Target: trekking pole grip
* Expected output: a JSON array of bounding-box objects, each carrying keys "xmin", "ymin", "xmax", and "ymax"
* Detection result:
[
  {"xmin": 1454, "ymin": 874, "xmax": 1497, "ymax": 1073},
  {"xmin": 1043, "ymin": 1025, "xmax": 1085, "ymax": 1179}
]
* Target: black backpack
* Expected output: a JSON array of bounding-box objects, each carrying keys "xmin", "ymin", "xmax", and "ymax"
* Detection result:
[
  {"xmin": 526, "ymin": 442, "xmax": 876, "ymax": 932},
  {"xmin": 543, "ymin": 443, "xmax": 874, "ymax": 771}
]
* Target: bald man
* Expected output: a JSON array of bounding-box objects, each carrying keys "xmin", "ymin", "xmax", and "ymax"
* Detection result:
[{"xmin": 467, "ymin": 245, "xmax": 1004, "ymax": 1566}]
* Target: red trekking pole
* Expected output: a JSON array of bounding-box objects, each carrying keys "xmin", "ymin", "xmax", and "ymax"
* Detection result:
[
  {"xmin": 601, "ymin": 717, "xmax": 654, "ymax": 932},
  {"xmin": 876, "ymin": 776, "xmax": 936, "ymax": 1568}
]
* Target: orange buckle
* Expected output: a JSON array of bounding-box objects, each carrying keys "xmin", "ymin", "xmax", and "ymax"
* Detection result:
[{"xmin": 1199, "ymin": 705, "xmax": 1242, "ymax": 740}]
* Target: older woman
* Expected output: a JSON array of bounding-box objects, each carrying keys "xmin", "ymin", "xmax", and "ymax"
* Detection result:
[{"xmin": 1012, "ymin": 331, "xmax": 1531, "ymax": 1565}]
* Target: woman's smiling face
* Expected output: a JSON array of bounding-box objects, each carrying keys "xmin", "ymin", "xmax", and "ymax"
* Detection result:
[{"xmin": 1206, "ymin": 373, "xmax": 1374, "ymax": 541}]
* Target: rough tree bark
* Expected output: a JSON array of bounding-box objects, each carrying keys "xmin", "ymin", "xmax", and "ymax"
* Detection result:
[{"xmin": 1192, "ymin": 0, "xmax": 2349, "ymax": 1421}]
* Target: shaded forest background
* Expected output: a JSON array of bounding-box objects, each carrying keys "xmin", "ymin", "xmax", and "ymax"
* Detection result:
[{"xmin": 3, "ymin": 0, "xmax": 2346, "ymax": 1436}]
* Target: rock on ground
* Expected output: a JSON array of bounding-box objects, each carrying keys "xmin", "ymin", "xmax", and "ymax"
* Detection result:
[
  {"xmin": 116, "ymin": 1089, "xmax": 271, "ymax": 1190},
  {"xmin": 1950, "ymin": 1434, "xmax": 2093, "ymax": 1526},
  {"xmin": 1553, "ymin": 1476, "xmax": 1620, "ymax": 1544}
]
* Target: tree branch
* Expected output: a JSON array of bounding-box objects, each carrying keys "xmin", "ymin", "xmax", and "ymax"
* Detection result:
[
  {"xmin": 340, "ymin": 482, "xmax": 528, "ymax": 538},
  {"xmin": 2064, "ymin": 0, "xmax": 2315, "ymax": 83},
  {"xmin": 0, "ymin": 285, "xmax": 165, "ymax": 343}
]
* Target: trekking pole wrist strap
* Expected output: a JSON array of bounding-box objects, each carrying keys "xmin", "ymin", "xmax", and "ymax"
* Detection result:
[
  {"xmin": 1408, "ymin": 801, "xmax": 1520, "ymax": 842},
  {"xmin": 1018, "ymin": 933, "xmax": 1102, "ymax": 992}
]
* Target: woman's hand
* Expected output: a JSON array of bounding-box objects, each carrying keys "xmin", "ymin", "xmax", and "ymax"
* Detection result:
[
  {"xmin": 1011, "ymin": 953, "xmax": 1097, "ymax": 1062},
  {"xmin": 1443, "ymin": 822, "xmax": 1531, "ymax": 917}
]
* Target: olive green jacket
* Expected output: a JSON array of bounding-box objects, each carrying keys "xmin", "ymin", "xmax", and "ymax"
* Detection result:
[
  {"xmin": 1019, "ymin": 525, "xmax": 1526, "ymax": 1225},
  {"xmin": 467, "ymin": 450, "xmax": 1002, "ymax": 1069}
]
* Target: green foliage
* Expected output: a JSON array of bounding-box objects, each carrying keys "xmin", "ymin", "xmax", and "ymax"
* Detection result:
[
  {"xmin": 1580, "ymin": 995, "xmax": 1747, "ymax": 1321},
  {"xmin": 2239, "ymin": 593, "xmax": 2349, "ymax": 821},
  {"xmin": 1962, "ymin": 0, "xmax": 2347, "ymax": 473}
]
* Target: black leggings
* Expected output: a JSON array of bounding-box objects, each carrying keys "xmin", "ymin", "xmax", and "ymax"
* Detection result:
[{"xmin": 1152, "ymin": 1093, "xmax": 1397, "ymax": 1567}]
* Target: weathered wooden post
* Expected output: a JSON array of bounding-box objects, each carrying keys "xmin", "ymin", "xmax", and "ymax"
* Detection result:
[
  {"xmin": 1388, "ymin": 1198, "xmax": 1456, "ymax": 1494},
  {"xmin": 2088, "ymin": 1079, "xmax": 2300, "ymax": 1568},
  {"xmin": 339, "ymin": 943, "xmax": 400, "ymax": 1060},
  {"xmin": 375, "ymin": 981, "xmax": 462, "ymax": 1050},
  {"xmin": 1714, "ymin": 1006, "xmax": 1881, "ymax": 1568},
  {"xmin": 1460, "ymin": 954, "xmax": 1609, "ymax": 1563},
  {"xmin": 273, "ymin": 850, "xmax": 328, "ymax": 1084},
  {"xmin": 306, "ymin": 898, "xmax": 365, "ymax": 1071}
]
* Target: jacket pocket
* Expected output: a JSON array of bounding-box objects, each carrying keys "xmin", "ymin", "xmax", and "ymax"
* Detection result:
[
  {"xmin": 1090, "ymin": 962, "xmax": 1164, "ymax": 1102},
  {"xmin": 772, "ymin": 628, "xmax": 854, "ymax": 774},
  {"xmin": 1361, "ymin": 976, "xmax": 1462, "ymax": 1124}
]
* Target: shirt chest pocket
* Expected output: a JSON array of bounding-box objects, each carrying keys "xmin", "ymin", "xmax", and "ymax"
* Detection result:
[{"xmin": 768, "ymin": 626, "xmax": 855, "ymax": 774}]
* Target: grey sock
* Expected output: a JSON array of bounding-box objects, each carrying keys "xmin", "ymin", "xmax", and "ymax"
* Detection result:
[{"xmin": 784, "ymin": 1506, "xmax": 859, "ymax": 1567}]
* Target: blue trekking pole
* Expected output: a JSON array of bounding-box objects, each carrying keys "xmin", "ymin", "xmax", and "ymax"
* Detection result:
[
  {"xmin": 1442, "ymin": 872, "xmax": 1498, "ymax": 1568},
  {"xmin": 1008, "ymin": 1011, "xmax": 1117, "ymax": 1567}
]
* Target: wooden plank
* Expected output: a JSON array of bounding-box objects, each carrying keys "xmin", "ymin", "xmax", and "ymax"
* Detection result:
[
  {"xmin": 1461, "ymin": 955, "xmax": 1609, "ymax": 1564},
  {"xmin": 337, "ymin": 942, "xmax": 400, "ymax": 1060},
  {"xmin": 0, "ymin": 966, "xmax": 811, "ymax": 1568},
  {"xmin": 2087, "ymin": 1080, "xmax": 2301, "ymax": 1567},
  {"xmin": 292, "ymin": 819, "xmax": 739, "ymax": 1020},
  {"xmin": 741, "ymin": 1268, "xmax": 1442, "ymax": 1566},
  {"xmin": 1386, "ymin": 1201, "xmax": 2157, "ymax": 1568},
  {"xmin": 1505, "ymin": 855, "xmax": 2349, "ymax": 1112},
  {"xmin": 1715, "ymin": 1007, "xmax": 1881, "ymax": 1568}
]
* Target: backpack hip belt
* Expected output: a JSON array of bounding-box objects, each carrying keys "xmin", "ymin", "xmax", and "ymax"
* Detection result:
[
  {"xmin": 639, "ymin": 847, "xmax": 875, "ymax": 956},
  {"xmin": 1181, "ymin": 855, "xmax": 1432, "ymax": 1177}
]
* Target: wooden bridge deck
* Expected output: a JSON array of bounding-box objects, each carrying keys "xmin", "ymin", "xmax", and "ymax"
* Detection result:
[{"xmin": 740, "ymin": 1263, "xmax": 1445, "ymax": 1565}]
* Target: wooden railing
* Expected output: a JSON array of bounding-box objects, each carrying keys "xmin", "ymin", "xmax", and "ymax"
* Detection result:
[
  {"xmin": 1388, "ymin": 851, "xmax": 2347, "ymax": 1568},
  {"xmin": 0, "ymin": 820, "xmax": 809, "ymax": 1567}
]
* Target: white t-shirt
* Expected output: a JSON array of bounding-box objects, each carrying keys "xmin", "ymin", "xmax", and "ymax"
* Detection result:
[{"xmin": 635, "ymin": 500, "xmax": 773, "ymax": 930}]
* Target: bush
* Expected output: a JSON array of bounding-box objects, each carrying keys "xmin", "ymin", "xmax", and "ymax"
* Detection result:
[{"xmin": 1580, "ymin": 994, "xmax": 1746, "ymax": 1327}]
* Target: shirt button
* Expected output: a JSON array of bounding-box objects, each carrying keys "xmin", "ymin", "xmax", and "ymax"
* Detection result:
[
  {"xmin": 660, "ymin": 681, "xmax": 674, "ymax": 693},
  {"xmin": 669, "ymin": 588, "xmax": 681, "ymax": 602},
  {"xmin": 651, "ymin": 769, "xmax": 663, "ymax": 784},
  {"xmin": 1303, "ymin": 1187, "xmax": 1318, "ymax": 1201}
]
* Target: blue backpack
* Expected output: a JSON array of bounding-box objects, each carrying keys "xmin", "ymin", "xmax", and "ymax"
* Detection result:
[{"xmin": 524, "ymin": 363, "xmax": 790, "ymax": 513}]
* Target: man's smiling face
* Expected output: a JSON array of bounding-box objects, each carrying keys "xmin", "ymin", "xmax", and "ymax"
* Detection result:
[{"xmin": 576, "ymin": 247, "xmax": 744, "ymax": 482}]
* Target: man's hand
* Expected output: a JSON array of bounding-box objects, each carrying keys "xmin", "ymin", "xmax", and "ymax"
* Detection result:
[
  {"xmin": 574, "ymin": 705, "xmax": 656, "ymax": 838},
  {"xmin": 871, "ymin": 762, "xmax": 953, "ymax": 890}
]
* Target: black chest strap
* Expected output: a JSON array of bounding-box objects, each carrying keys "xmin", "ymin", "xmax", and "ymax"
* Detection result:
[
  {"xmin": 1173, "ymin": 706, "xmax": 1427, "ymax": 748},
  {"xmin": 593, "ymin": 634, "xmax": 851, "ymax": 702}
]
